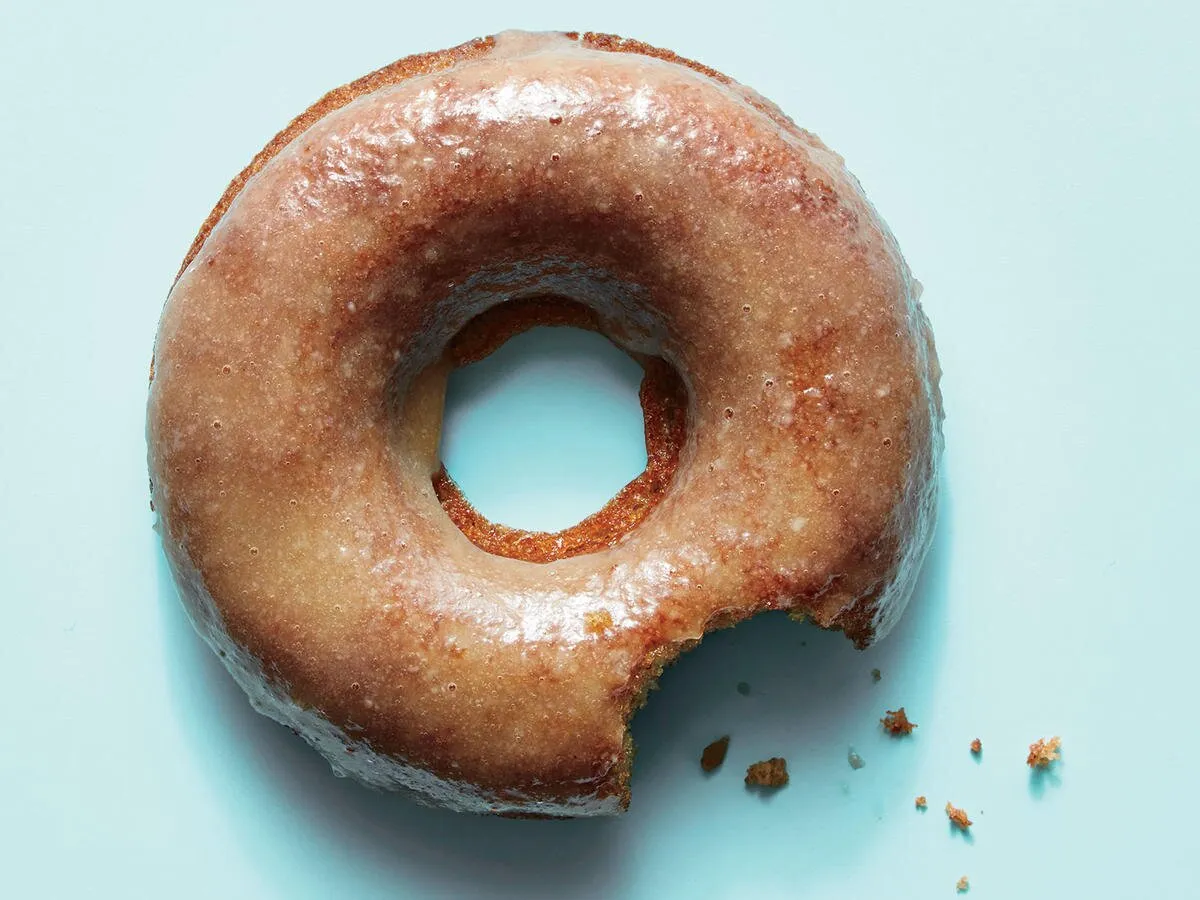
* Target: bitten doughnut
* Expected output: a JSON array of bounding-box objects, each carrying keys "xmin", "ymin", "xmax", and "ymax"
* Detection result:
[{"xmin": 147, "ymin": 30, "xmax": 943, "ymax": 816}]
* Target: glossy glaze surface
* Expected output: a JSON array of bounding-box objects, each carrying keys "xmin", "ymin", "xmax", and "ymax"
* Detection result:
[{"xmin": 147, "ymin": 30, "xmax": 942, "ymax": 814}]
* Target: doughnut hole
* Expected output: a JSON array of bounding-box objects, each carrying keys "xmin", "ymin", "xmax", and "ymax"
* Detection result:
[
  {"xmin": 431, "ymin": 298, "xmax": 689, "ymax": 563},
  {"xmin": 440, "ymin": 327, "xmax": 644, "ymax": 531}
]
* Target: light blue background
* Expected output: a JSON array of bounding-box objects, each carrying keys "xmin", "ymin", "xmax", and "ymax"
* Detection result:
[
  {"xmin": 441, "ymin": 328, "xmax": 649, "ymax": 533},
  {"xmin": 3, "ymin": 1, "xmax": 1198, "ymax": 897}
]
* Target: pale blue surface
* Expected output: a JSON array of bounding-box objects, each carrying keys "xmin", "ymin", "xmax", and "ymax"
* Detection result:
[
  {"xmin": 440, "ymin": 327, "xmax": 647, "ymax": 532},
  {"xmin": 2, "ymin": 1, "xmax": 1199, "ymax": 897}
]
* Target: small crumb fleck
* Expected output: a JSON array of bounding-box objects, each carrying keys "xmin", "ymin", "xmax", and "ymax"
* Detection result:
[
  {"xmin": 945, "ymin": 802, "xmax": 973, "ymax": 830},
  {"xmin": 701, "ymin": 736, "xmax": 730, "ymax": 772},
  {"xmin": 1027, "ymin": 736, "xmax": 1062, "ymax": 769},
  {"xmin": 736, "ymin": 681, "xmax": 751, "ymax": 696},
  {"xmin": 583, "ymin": 609, "xmax": 613, "ymax": 635},
  {"xmin": 848, "ymin": 748, "xmax": 865, "ymax": 770},
  {"xmin": 957, "ymin": 875, "xmax": 970, "ymax": 893},
  {"xmin": 745, "ymin": 757, "xmax": 788, "ymax": 789},
  {"xmin": 871, "ymin": 668, "xmax": 882, "ymax": 683},
  {"xmin": 915, "ymin": 795, "xmax": 927, "ymax": 810},
  {"xmin": 970, "ymin": 738, "xmax": 983, "ymax": 756},
  {"xmin": 881, "ymin": 707, "xmax": 917, "ymax": 736}
]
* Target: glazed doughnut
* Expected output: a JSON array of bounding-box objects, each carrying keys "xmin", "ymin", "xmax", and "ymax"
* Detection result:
[{"xmin": 148, "ymin": 30, "xmax": 943, "ymax": 816}]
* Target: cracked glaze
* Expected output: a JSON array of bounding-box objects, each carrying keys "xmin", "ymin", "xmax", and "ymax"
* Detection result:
[{"xmin": 147, "ymin": 31, "xmax": 943, "ymax": 816}]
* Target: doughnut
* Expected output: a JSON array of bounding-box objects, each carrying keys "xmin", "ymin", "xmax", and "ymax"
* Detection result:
[{"xmin": 147, "ymin": 30, "xmax": 943, "ymax": 816}]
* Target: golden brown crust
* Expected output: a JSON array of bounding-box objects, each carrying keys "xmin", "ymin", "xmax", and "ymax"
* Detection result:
[
  {"xmin": 175, "ymin": 31, "xmax": 772, "ymax": 285},
  {"xmin": 580, "ymin": 32, "xmax": 732, "ymax": 85},
  {"xmin": 579, "ymin": 32, "xmax": 809, "ymax": 141},
  {"xmin": 175, "ymin": 36, "xmax": 497, "ymax": 281}
]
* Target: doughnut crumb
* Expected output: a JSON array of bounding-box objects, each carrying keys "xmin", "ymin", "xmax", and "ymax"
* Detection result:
[
  {"xmin": 871, "ymin": 668, "xmax": 882, "ymax": 682},
  {"xmin": 881, "ymin": 707, "xmax": 917, "ymax": 736},
  {"xmin": 745, "ymin": 757, "xmax": 789, "ymax": 789},
  {"xmin": 915, "ymin": 795, "xmax": 927, "ymax": 810},
  {"xmin": 584, "ymin": 610, "xmax": 613, "ymax": 635},
  {"xmin": 1027, "ymin": 736, "xmax": 1062, "ymax": 769},
  {"xmin": 700, "ymin": 736, "xmax": 730, "ymax": 772},
  {"xmin": 956, "ymin": 875, "xmax": 970, "ymax": 893},
  {"xmin": 945, "ymin": 802, "xmax": 973, "ymax": 831},
  {"xmin": 970, "ymin": 738, "xmax": 982, "ymax": 756}
]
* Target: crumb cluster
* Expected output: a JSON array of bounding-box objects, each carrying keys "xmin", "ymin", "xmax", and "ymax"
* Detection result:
[
  {"xmin": 881, "ymin": 707, "xmax": 917, "ymax": 735},
  {"xmin": 702, "ymin": 688, "xmax": 1059, "ymax": 899},
  {"xmin": 945, "ymin": 802, "xmax": 972, "ymax": 830},
  {"xmin": 745, "ymin": 757, "xmax": 789, "ymax": 788},
  {"xmin": 1027, "ymin": 736, "xmax": 1062, "ymax": 769}
]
